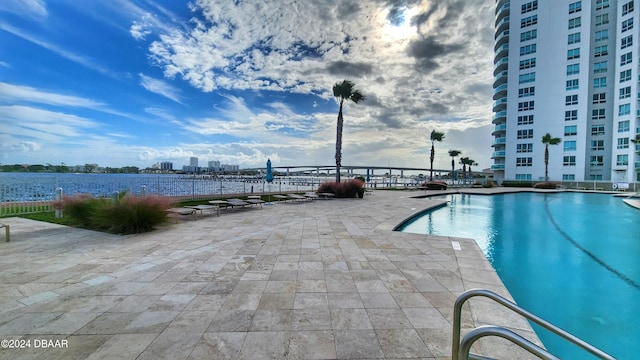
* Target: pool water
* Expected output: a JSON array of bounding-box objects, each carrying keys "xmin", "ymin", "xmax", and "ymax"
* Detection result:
[{"xmin": 399, "ymin": 192, "xmax": 640, "ymax": 359}]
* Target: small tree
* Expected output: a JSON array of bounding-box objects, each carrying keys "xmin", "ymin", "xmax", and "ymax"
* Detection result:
[
  {"xmin": 448, "ymin": 149, "xmax": 461, "ymax": 179},
  {"xmin": 429, "ymin": 130, "xmax": 445, "ymax": 181},
  {"xmin": 333, "ymin": 80, "xmax": 365, "ymax": 183},
  {"xmin": 541, "ymin": 133, "xmax": 562, "ymax": 182}
]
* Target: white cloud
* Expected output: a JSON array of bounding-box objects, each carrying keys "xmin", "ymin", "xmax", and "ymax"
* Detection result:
[
  {"xmin": 0, "ymin": 82, "xmax": 104, "ymax": 108},
  {"xmin": 0, "ymin": 0, "xmax": 47, "ymax": 18},
  {"xmin": 139, "ymin": 73, "xmax": 183, "ymax": 103}
]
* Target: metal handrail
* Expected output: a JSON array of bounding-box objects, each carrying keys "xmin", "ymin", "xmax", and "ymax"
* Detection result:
[
  {"xmin": 452, "ymin": 289, "xmax": 616, "ymax": 360},
  {"xmin": 460, "ymin": 326, "xmax": 559, "ymax": 360}
]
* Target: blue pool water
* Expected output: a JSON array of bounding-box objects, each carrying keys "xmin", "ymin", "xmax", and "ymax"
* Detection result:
[{"xmin": 399, "ymin": 192, "xmax": 640, "ymax": 359}]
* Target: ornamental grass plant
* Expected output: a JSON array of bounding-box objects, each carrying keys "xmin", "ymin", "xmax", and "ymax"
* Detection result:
[
  {"xmin": 62, "ymin": 193, "xmax": 173, "ymax": 234},
  {"xmin": 317, "ymin": 179, "xmax": 365, "ymax": 198}
]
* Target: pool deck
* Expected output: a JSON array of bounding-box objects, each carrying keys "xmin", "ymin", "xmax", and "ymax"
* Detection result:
[{"xmin": 0, "ymin": 189, "xmax": 545, "ymax": 359}]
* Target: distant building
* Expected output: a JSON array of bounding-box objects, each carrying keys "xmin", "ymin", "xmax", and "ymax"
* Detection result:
[
  {"xmin": 208, "ymin": 160, "xmax": 221, "ymax": 173},
  {"xmin": 190, "ymin": 157, "xmax": 198, "ymax": 168},
  {"xmin": 160, "ymin": 161, "xmax": 173, "ymax": 171}
]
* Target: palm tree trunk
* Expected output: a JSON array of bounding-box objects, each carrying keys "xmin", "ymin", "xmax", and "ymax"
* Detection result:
[
  {"xmin": 429, "ymin": 144, "xmax": 435, "ymax": 181},
  {"xmin": 335, "ymin": 100, "xmax": 344, "ymax": 183},
  {"xmin": 544, "ymin": 145, "xmax": 549, "ymax": 182}
]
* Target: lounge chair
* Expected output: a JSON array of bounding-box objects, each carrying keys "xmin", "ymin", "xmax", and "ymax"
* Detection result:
[
  {"xmin": 185, "ymin": 204, "xmax": 220, "ymax": 217},
  {"xmin": 166, "ymin": 207, "xmax": 197, "ymax": 222},
  {"xmin": 226, "ymin": 198, "xmax": 251, "ymax": 210}
]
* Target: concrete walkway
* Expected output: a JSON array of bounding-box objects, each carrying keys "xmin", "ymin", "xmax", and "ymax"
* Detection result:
[{"xmin": 0, "ymin": 190, "xmax": 538, "ymax": 359}]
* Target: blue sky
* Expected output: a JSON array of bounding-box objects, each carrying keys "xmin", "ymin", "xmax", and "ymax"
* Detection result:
[{"xmin": 1, "ymin": 0, "xmax": 495, "ymax": 171}]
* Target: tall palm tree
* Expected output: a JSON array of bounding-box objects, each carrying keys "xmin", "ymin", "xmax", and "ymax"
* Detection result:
[
  {"xmin": 332, "ymin": 80, "xmax": 365, "ymax": 183},
  {"xmin": 448, "ymin": 150, "xmax": 461, "ymax": 179},
  {"xmin": 429, "ymin": 130, "xmax": 445, "ymax": 181},
  {"xmin": 541, "ymin": 133, "xmax": 562, "ymax": 182},
  {"xmin": 459, "ymin": 157, "xmax": 469, "ymax": 182}
]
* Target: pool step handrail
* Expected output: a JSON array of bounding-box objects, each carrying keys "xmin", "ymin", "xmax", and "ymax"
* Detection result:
[{"xmin": 452, "ymin": 289, "xmax": 615, "ymax": 360}]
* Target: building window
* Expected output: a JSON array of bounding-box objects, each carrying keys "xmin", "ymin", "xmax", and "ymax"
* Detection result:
[
  {"xmin": 596, "ymin": 14, "xmax": 609, "ymax": 25},
  {"xmin": 618, "ymin": 137, "xmax": 630, "ymax": 149},
  {"xmin": 518, "ymin": 87, "xmax": 535, "ymax": 97},
  {"xmin": 568, "ymin": 32, "xmax": 581, "ymax": 44},
  {"xmin": 591, "ymin": 109, "xmax": 606, "ymax": 120},
  {"xmin": 518, "ymin": 115, "xmax": 535, "ymax": 125},
  {"xmin": 590, "ymin": 156, "xmax": 604, "ymax": 166},
  {"xmin": 593, "ymin": 93, "xmax": 606, "ymax": 104},
  {"xmin": 518, "ymin": 101, "xmax": 535, "ymax": 111},
  {"xmin": 619, "ymin": 103, "xmax": 631, "ymax": 115},
  {"xmin": 569, "ymin": 1, "xmax": 582, "ymax": 13},
  {"xmin": 521, "ymin": 15, "xmax": 538, "ymax": 28},
  {"xmin": 566, "ymin": 95, "xmax": 578, "ymax": 105},
  {"xmin": 566, "ymin": 64, "xmax": 580, "ymax": 75},
  {"xmin": 516, "ymin": 157, "xmax": 533, "ymax": 167},
  {"xmin": 516, "ymin": 174, "xmax": 532, "ymax": 180},
  {"xmin": 519, "ymin": 72, "xmax": 536, "ymax": 84},
  {"xmin": 565, "ymin": 110, "xmax": 578, "ymax": 121},
  {"xmin": 517, "ymin": 143, "xmax": 533, "ymax": 153},
  {"xmin": 522, "ymin": 1, "xmax": 538, "ymax": 14},
  {"xmin": 617, "ymin": 154, "xmax": 629, "ymax": 166},
  {"xmin": 622, "ymin": 18, "xmax": 634, "ymax": 32},
  {"xmin": 564, "ymin": 125, "xmax": 578, "ymax": 136},
  {"xmin": 517, "ymin": 129, "xmax": 534, "ymax": 139},
  {"xmin": 564, "ymin": 141, "xmax": 577, "ymax": 151},
  {"xmin": 521, "ymin": 44, "xmax": 537, "ymax": 56},
  {"xmin": 596, "ymin": 0, "xmax": 609, "ymax": 10},
  {"xmin": 594, "ymin": 30, "xmax": 608, "ymax": 42},
  {"xmin": 563, "ymin": 174, "xmax": 576, "ymax": 180},
  {"xmin": 591, "ymin": 140, "xmax": 605, "ymax": 151},
  {"xmin": 519, "ymin": 58, "xmax": 536, "ymax": 70},
  {"xmin": 566, "ymin": 79, "xmax": 579, "ymax": 90},
  {"xmin": 594, "ymin": 45, "xmax": 608, "ymax": 57},
  {"xmin": 568, "ymin": 17, "xmax": 581, "ymax": 29},
  {"xmin": 591, "ymin": 124, "xmax": 605, "ymax": 135},
  {"xmin": 618, "ymin": 120, "xmax": 630, "ymax": 132},
  {"xmin": 620, "ymin": 86, "xmax": 631, "ymax": 99},
  {"xmin": 593, "ymin": 61, "xmax": 608, "ymax": 73},
  {"xmin": 521, "ymin": 29, "xmax": 537, "ymax": 42},
  {"xmin": 563, "ymin": 156, "xmax": 576, "ymax": 166},
  {"xmin": 593, "ymin": 77, "xmax": 607, "ymax": 88},
  {"xmin": 621, "ymin": 35, "xmax": 633, "ymax": 49},
  {"xmin": 621, "ymin": 52, "xmax": 633, "ymax": 65},
  {"xmin": 567, "ymin": 48, "xmax": 580, "ymax": 59},
  {"xmin": 622, "ymin": 1, "xmax": 634, "ymax": 15},
  {"xmin": 620, "ymin": 69, "xmax": 632, "ymax": 82}
]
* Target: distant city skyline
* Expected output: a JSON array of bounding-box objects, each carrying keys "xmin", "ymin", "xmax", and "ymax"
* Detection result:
[{"xmin": 1, "ymin": 1, "xmax": 495, "ymax": 170}]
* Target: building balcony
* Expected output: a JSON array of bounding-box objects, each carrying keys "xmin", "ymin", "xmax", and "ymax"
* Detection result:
[
  {"xmin": 494, "ymin": 44, "xmax": 509, "ymax": 61},
  {"xmin": 493, "ymin": 83, "xmax": 507, "ymax": 100},
  {"xmin": 493, "ymin": 70, "xmax": 508, "ymax": 87},
  {"xmin": 491, "ymin": 164, "xmax": 506, "ymax": 170},
  {"xmin": 493, "ymin": 97, "xmax": 507, "ymax": 112},
  {"xmin": 635, "ymin": 162, "xmax": 640, "ymax": 169},
  {"xmin": 492, "ymin": 151, "xmax": 506, "ymax": 159},
  {"xmin": 494, "ymin": 57, "xmax": 509, "ymax": 74},
  {"xmin": 495, "ymin": 16, "xmax": 510, "ymax": 33},
  {"xmin": 493, "ymin": 111, "xmax": 507, "ymax": 124},
  {"xmin": 492, "ymin": 137, "xmax": 507, "ymax": 147},
  {"xmin": 494, "ymin": 30, "xmax": 509, "ymax": 50},
  {"xmin": 496, "ymin": 0, "xmax": 509, "ymax": 9},
  {"xmin": 492, "ymin": 124, "xmax": 507, "ymax": 135},
  {"xmin": 495, "ymin": 2, "xmax": 510, "ymax": 24}
]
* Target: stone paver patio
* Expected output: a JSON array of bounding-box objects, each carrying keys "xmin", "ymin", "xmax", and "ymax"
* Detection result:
[{"xmin": 0, "ymin": 190, "xmax": 539, "ymax": 359}]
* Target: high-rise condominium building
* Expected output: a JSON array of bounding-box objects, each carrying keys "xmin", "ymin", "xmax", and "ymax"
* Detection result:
[{"xmin": 492, "ymin": 0, "xmax": 639, "ymax": 184}]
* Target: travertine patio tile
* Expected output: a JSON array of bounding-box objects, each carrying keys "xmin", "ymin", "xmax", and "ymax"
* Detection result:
[
  {"xmin": 334, "ymin": 329, "xmax": 384, "ymax": 359},
  {"xmin": 376, "ymin": 328, "xmax": 433, "ymax": 358},
  {"xmin": 84, "ymin": 333, "xmax": 156, "ymax": 360},
  {"xmin": 288, "ymin": 330, "xmax": 336, "ymax": 360},
  {"xmin": 188, "ymin": 332, "xmax": 246, "ymax": 359}
]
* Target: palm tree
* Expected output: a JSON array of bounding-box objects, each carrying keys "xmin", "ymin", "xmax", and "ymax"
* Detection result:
[
  {"xmin": 541, "ymin": 133, "xmax": 562, "ymax": 182},
  {"xmin": 332, "ymin": 80, "xmax": 365, "ymax": 182},
  {"xmin": 429, "ymin": 130, "xmax": 445, "ymax": 181},
  {"xmin": 459, "ymin": 157, "xmax": 469, "ymax": 183},
  {"xmin": 448, "ymin": 150, "xmax": 461, "ymax": 179}
]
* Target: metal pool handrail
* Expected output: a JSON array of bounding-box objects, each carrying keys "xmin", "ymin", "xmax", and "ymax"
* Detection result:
[{"xmin": 452, "ymin": 289, "xmax": 616, "ymax": 360}]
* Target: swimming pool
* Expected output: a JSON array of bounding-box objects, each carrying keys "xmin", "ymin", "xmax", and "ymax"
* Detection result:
[{"xmin": 399, "ymin": 192, "xmax": 639, "ymax": 359}]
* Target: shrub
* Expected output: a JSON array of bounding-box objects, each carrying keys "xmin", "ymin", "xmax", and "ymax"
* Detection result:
[
  {"xmin": 533, "ymin": 182, "xmax": 559, "ymax": 189},
  {"xmin": 501, "ymin": 180, "xmax": 534, "ymax": 188},
  {"xmin": 318, "ymin": 179, "xmax": 365, "ymax": 198},
  {"xmin": 62, "ymin": 194, "xmax": 174, "ymax": 234},
  {"xmin": 62, "ymin": 194, "xmax": 108, "ymax": 227},
  {"xmin": 482, "ymin": 181, "xmax": 496, "ymax": 188},
  {"xmin": 419, "ymin": 181, "xmax": 447, "ymax": 190}
]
